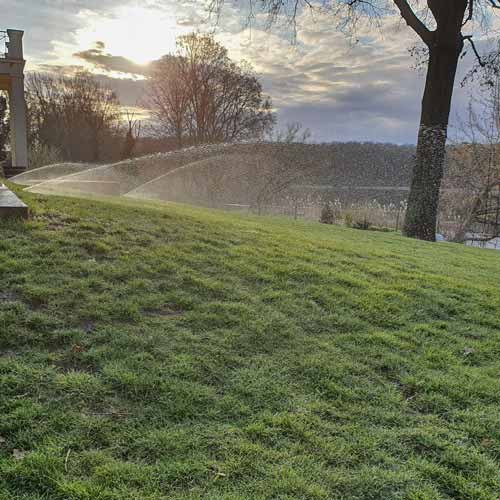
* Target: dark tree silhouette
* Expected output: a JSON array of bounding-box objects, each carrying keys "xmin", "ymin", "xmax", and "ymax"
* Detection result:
[
  {"xmin": 121, "ymin": 110, "xmax": 142, "ymax": 160},
  {"xmin": 210, "ymin": 0, "xmax": 499, "ymax": 241},
  {"xmin": 26, "ymin": 72, "xmax": 122, "ymax": 163}
]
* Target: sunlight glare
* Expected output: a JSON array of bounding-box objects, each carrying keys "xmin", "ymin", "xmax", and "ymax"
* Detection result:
[{"xmin": 74, "ymin": 6, "xmax": 185, "ymax": 66}]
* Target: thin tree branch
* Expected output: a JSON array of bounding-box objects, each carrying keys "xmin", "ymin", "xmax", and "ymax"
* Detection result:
[
  {"xmin": 463, "ymin": 0, "xmax": 474, "ymax": 26},
  {"xmin": 463, "ymin": 35, "xmax": 486, "ymax": 67},
  {"xmin": 392, "ymin": 0, "xmax": 432, "ymax": 45}
]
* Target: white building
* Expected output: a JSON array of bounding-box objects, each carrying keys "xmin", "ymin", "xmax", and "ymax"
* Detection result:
[{"xmin": 0, "ymin": 29, "xmax": 28, "ymax": 177}]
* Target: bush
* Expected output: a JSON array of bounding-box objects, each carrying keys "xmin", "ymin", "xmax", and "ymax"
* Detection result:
[
  {"xmin": 353, "ymin": 218, "xmax": 372, "ymax": 230},
  {"xmin": 344, "ymin": 212, "xmax": 353, "ymax": 228},
  {"xmin": 320, "ymin": 203, "xmax": 335, "ymax": 224}
]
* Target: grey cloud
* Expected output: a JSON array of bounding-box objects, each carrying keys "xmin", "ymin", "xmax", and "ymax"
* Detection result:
[
  {"xmin": 0, "ymin": 0, "xmax": 128, "ymax": 61},
  {"xmin": 3, "ymin": 0, "xmax": 484, "ymax": 143},
  {"xmin": 27, "ymin": 65, "xmax": 149, "ymax": 108},
  {"xmin": 95, "ymin": 75, "xmax": 148, "ymax": 107},
  {"xmin": 74, "ymin": 44, "xmax": 152, "ymax": 76}
]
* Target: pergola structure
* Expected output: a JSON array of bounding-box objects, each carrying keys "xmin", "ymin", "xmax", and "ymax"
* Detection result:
[{"xmin": 0, "ymin": 29, "xmax": 28, "ymax": 177}]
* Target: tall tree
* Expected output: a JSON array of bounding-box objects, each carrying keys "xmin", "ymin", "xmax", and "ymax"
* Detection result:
[
  {"xmin": 149, "ymin": 33, "xmax": 275, "ymax": 147},
  {"xmin": 149, "ymin": 55, "xmax": 191, "ymax": 148},
  {"xmin": 210, "ymin": 0, "xmax": 499, "ymax": 241}
]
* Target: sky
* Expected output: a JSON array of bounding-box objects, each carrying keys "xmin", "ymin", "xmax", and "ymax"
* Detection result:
[{"xmin": 0, "ymin": 0, "xmax": 495, "ymax": 143}]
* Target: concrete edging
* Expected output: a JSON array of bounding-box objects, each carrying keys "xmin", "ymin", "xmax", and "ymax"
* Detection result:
[{"xmin": 0, "ymin": 183, "xmax": 28, "ymax": 219}]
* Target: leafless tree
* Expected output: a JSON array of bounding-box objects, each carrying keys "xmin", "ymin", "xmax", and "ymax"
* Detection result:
[
  {"xmin": 210, "ymin": 0, "xmax": 500, "ymax": 241},
  {"xmin": 26, "ymin": 72, "xmax": 122, "ymax": 163},
  {"xmin": 148, "ymin": 55, "xmax": 190, "ymax": 149},
  {"xmin": 148, "ymin": 33, "xmax": 275, "ymax": 147},
  {"xmin": 444, "ymin": 78, "xmax": 500, "ymax": 242}
]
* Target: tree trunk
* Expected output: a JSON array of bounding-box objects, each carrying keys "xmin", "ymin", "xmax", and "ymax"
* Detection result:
[
  {"xmin": 176, "ymin": 131, "xmax": 183, "ymax": 150},
  {"xmin": 403, "ymin": 24, "xmax": 464, "ymax": 241}
]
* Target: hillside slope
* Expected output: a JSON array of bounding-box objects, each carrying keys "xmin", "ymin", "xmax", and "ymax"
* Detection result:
[{"xmin": 1, "ymin": 191, "xmax": 499, "ymax": 500}]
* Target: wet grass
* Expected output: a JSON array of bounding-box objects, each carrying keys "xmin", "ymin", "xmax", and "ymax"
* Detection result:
[{"xmin": 1, "ymin": 189, "xmax": 499, "ymax": 500}]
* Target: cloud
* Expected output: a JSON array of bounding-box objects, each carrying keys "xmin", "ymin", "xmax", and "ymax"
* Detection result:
[
  {"xmin": 73, "ymin": 43, "xmax": 151, "ymax": 76},
  {"xmin": 215, "ymin": 10, "xmax": 480, "ymax": 142},
  {"xmin": 0, "ymin": 0, "xmax": 131, "ymax": 66},
  {"xmin": 210, "ymin": 14, "xmax": 426, "ymax": 141},
  {"xmin": 2, "ymin": 0, "xmax": 488, "ymax": 143}
]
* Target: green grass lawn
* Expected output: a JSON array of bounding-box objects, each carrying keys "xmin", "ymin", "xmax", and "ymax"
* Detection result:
[{"xmin": 1, "ymin": 189, "xmax": 499, "ymax": 500}]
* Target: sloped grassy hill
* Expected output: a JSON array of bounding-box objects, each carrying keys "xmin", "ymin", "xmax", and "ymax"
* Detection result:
[{"xmin": 1, "ymin": 189, "xmax": 499, "ymax": 500}]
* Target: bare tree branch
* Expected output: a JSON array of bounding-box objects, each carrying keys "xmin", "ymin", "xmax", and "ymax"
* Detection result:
[
  {"xmin": 463, "ymin": 0, "xmax": 474, "ymax": 26},
  {"xmin": 148, "ymin": 33, "xmax": 275, "ymax": 146},
  {"xmin": 463, "ymin": 35, "xmax": 486, "ymax": 67},
  {"xmin": 392, "ymin": 0, "xmax": 432, "ymax": 45}
]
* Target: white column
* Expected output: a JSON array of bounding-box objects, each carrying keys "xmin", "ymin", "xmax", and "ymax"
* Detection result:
[
  {"xmin": 9, "ymin": 75, "xmax": 28, "ymax": 169},
  {"xmin": 6, "ymin": 30, "xmax": 24, "ymax": 60}
]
